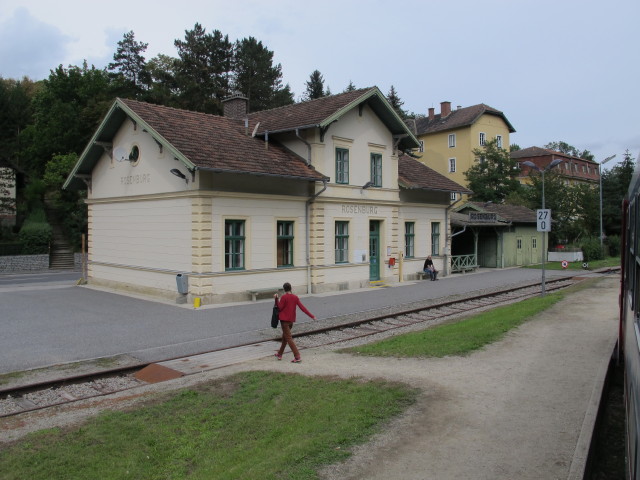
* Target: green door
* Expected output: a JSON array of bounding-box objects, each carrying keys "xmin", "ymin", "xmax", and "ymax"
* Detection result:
[{"xmin": 369, "ymin": 221, "xmax": 380, "ymax": 281}]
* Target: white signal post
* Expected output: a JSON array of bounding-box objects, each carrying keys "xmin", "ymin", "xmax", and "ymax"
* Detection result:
[{"xmin": 522, "ymin": 159, "xmax": 563, "ymax": 296}]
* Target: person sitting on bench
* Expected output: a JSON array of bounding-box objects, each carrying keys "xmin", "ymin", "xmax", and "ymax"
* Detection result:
[{"xmin": 423, "ymin": 256, "xmax": 438, "ymax": 281}]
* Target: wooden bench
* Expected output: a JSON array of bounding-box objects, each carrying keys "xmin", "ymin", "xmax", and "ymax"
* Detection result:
[{"xmin": 247, "ymin": 287, "xmax": 283, "ymax": 302}]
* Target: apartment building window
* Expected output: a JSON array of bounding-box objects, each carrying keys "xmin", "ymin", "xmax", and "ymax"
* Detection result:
[
  {"xmin": 431, "ymin": 222, "xmax": 440, "ymax": 256},
  {"xmin": 448, "ymin": 134, "xmax": 456, "ymax": 148},
  {"xmin": 335, "ymin": 221, "xmax": 349, "ymax": 263},
  {"xmin": 449, "ymin": 158, "xmax": 456, "ymax": 173},
  {"xmin": 277, "ymin": 221, "xmax": 294, "ymax": 267},
  {"xmin": 370, "ymin": 153, "xmax": 382, "ymax": 187},
  {"xmin": 404, "ymin": 222, "xmax": 415, "ymax": 258},
  {"xmin": 418, "ymin": 140, "xmax": 424, "ymax": 153},
  {"xmin": 496, "ymin": 135, "xmax": 503, "ymax": 148},
  {"xmin": 336, "ymin": 148, "xmax": 349, "ymax": 184},
  {"xmin": 479, "ymin": 132, "xmax": 486, "ymax": 146},
  {"xmin": 225, "ymin": 220, "xmax": 245, "ymax": 270}
]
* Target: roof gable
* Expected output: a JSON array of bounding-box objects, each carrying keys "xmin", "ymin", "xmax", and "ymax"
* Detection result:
[{"xmin": 248, "ymin": 87, "xmax": 420, "ymax": 151}]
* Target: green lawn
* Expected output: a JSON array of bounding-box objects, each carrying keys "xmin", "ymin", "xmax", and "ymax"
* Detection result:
[
  {"xmin": 344, "ymin": 291, "xmax": 566, "ymax": 358},
  {"xmin": 0, "ymin": 371, "xmax": 416, "ymax": 480}
]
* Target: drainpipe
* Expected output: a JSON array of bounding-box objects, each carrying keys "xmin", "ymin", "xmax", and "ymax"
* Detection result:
[
  {"xmin": 296, "ymin": 128, "xmax": 311, "ymax": 166},
  {"xmin": 444, "ymin": 196, "xmax": 463, "ymax": 277},
  {"xmin": 306, "ymin": 180, "xmax": 328, "ymax": 294}
]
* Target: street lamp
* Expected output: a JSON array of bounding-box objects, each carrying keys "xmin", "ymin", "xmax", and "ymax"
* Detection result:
[
  {"xmin": 522, "ymin": 159, "xmax": 563, "ymax": 296},
  {"xmin": 599, "ymin": 154, "xmax": 617, "ymax": 254}
]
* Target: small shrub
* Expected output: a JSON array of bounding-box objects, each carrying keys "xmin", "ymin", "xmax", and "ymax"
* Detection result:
[
  {"xmin": 18, "ymin": 210, "xmax": 51, "ymax": 254},
  {"xmin": 607, "ymin": 235, "xmax": 621, "ymax": 257},
  {"xmin": 581, "ymin": 237, "xmax": 603, "ymax": 262}
]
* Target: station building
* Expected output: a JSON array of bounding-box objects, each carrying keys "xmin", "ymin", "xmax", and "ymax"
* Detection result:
[{"xmin": 64, "ymin": 87, "xmax": 470, "ymax": 304}]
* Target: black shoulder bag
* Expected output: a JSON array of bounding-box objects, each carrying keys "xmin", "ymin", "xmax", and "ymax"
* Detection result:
[{"xmin": 271, "ymin": 299, "xmax": 279, "ymax": 328}]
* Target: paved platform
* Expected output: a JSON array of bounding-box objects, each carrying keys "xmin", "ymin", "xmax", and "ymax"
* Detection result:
[{"xmin": 0, "ymin": 267, "xmax": 595, "ymax": 374}]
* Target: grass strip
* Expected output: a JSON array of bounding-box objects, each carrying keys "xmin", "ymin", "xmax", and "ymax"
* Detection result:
[
  {"xmin": 0, "ymin": 371, "xmax": 416, "ymax": 480},
  {"xmin": 344, "ymin": 291, "xmax": 564, "ymax": 358}
]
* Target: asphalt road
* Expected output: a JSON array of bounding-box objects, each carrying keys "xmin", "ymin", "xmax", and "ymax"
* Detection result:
[{"xmin": 0, "ymin": 268, "xmax": 580, "ymax": 375}]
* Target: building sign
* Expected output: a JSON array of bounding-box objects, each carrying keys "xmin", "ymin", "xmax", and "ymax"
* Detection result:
[
  {"xmin": 341, "ymin": 205, "xmax": 378, "ymax": 215},
  {"xmin": 469, "ymin": 212, "xmax": 497, "ymax": 222},
  {"xmin": 121, "ymin": 173, "xmax": 151, "ymax": 185}
]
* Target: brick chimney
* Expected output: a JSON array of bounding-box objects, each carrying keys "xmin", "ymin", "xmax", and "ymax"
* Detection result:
[
  {"xmin": 428, "ymin": 107, "xmax": 435, "ymax": 121},
  {"xmin": 222, "ymin": 93, "xmax": 248, "ymax": 119},
  {"xmin": 440, "ymin": 101, "xmax": 451, "ymax": 117}
]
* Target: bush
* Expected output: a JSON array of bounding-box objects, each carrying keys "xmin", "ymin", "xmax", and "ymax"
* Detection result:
[
  {"xmin": 581, "ymin": 237, "xmax": 603, "ymax": 262},
  {"xmin": 18, "ymin": 210, "xmax": 51, "ymax": 254},
  {"xmin": 606, "ymin": 235, "xmax": 621, "ymax": 257}
]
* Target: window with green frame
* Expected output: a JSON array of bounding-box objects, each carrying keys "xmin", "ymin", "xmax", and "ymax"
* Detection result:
[
  {"xmin": 335, "ymin": 221, "xmax": 349, "ymax": 263},
  {"xmin": 404, "ymin": 222, "xmax": 415, "ymax": 258},
  {"xmin": 431, "ymin": 222, "xmax": 440, "ymax": 256},
  {"xmin": 336, "ymin": 148, "xmax": 349, "ymax": 184},
  {"xmin": 277, "ymin": 221, "xmax": 294, "ymax": 267},
  {"xmin": 370, "ymin": 153, "xmax": 382, "ymax": 187},
  {"xmin": 225, "ymin": 220, "xmax": 245, "ymax": 270}
]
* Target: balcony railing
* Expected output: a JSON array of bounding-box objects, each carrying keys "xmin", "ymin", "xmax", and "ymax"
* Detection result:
[{"xmin": 451, "ymin": 254, "xmax": 478, "ymax": 273}]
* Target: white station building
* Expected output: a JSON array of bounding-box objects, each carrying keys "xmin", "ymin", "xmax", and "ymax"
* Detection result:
[{"xmin": 64, "ymin": 87, "xmax": 470, "ymax": 304}]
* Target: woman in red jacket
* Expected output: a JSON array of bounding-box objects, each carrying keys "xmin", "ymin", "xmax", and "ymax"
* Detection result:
[{"xmin": 273, "ymin": 282, "xmax": 315, "ymax": 363}]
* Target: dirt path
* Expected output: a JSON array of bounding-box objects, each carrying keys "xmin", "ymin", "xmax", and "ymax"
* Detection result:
[{"xmin": 254, "ymin": 276, "xmax": 619, "ymax": 479}]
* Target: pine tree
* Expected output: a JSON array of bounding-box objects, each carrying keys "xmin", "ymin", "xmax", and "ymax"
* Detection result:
[
  {"xmin": 304, "ymin": 70, "xmax": 325, "ymax": 100},
  {"xmin": 233, "ymin": 36, "xmax": 290, "ymax": 112},
  {"xmin": 386, "ymin": 85, "xmax": 406, "ymax": 119},
  {"xmin": 344, "ymin": 80, "xmax": 356, "ymax": 92},
  {"xmin": 174, "ymin": 24, "xmax": 233, "ymax": 114},
  {"xmin": 108, "ymin": 31, "xmax": 150, "ymax": 93}
]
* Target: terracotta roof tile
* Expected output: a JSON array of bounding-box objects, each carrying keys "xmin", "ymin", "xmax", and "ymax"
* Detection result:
[
  {"xmin": 398, "ymin": 154, "xmax": 472, "ymax": 193},
  {"xmin": 466, "ymin": 201, "xmax": 536, "ymax": 223},
  {"xmin": 410, "ymin": 104, "xmax": 515, "ymax": 135},
  {"xmin": 120, "ymin": 98, "xmax": 326, "ymax": 181},
  {"xmin": 248, "ymin": 88, "xmax": 374, "ymax": 134}
]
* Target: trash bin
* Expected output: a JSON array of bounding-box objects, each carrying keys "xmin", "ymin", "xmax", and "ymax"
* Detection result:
[{"xmin": 176, "ymin": 273, "xmax": 188, "ymax": 294}]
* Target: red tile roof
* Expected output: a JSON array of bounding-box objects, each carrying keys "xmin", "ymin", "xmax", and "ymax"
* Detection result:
[
  {"xmin": 248, "ymin": 88, "xmax": 373, "ymax": 134},
  {"xmin": 120, "ymin": 98, "xmax": 327, "ymax": 181},
  {"xmin": 408, "ymin": 104, "xmax": 516, "ymax": 135},
  {"xmin": 398, "ymin": 154, "xmax": 472, "ymax": 193}
]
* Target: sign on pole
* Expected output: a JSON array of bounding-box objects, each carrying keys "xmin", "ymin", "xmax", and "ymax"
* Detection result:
[{"xmin": 537, "ymin": 209, "xmax": 551, "ymax": 232}]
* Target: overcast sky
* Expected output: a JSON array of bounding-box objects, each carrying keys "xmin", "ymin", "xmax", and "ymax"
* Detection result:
[{"xmin": 1, "ymin": 0, "xmax": 638, "ymax": 168}]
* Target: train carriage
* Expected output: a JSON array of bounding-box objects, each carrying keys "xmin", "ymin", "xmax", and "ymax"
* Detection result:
[{"xmin": 620, "ymin": 154, "xmax": 640, "ymax": 479}]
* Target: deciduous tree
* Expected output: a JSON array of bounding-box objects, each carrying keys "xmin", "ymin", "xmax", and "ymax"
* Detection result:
[{"xmin": 464, "ymin": 139, "xmax": 522, "ymax": 203}]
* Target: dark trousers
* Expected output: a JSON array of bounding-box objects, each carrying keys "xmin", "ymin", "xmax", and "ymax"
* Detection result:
[{"xmin": 278, "ymin": 321, "xmax": 300, "ymax": 359}]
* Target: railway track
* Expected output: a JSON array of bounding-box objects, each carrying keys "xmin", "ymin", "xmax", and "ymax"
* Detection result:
[{"xmin": 0, "ymin": 275, "xmax": 588, "ymax": 419}]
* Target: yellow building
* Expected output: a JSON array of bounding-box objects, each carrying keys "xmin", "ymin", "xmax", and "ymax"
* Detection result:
[{"xmin": 407, "ymin": 102, "xmax": 516, "ymax": 199}]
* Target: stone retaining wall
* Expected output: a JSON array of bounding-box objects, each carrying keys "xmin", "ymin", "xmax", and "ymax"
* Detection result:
[{"xmin": 0, "ymin": 254, "xmax": 83, "ymax": 273}]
